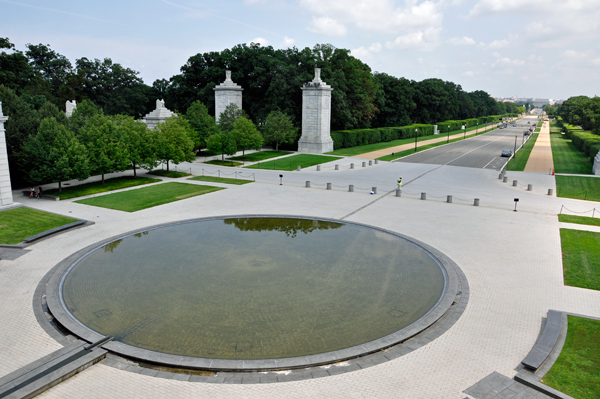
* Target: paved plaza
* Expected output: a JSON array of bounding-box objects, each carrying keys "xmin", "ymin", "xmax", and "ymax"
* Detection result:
[{"xmin": 1, "ymin": 157, "xmax": 599, "ymax": 398}]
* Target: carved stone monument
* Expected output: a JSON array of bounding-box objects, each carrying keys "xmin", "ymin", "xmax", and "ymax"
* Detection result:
[
  {"xmin": 298, "ymin": 68, "xmax": 333, "ymax": 154},
  {"xmin": 213, "ymin": 71, "xmax": 243, "ymax": 122},
  {"xmin": 0, "ymin": 102, "xmax": 13, "ymax": 206},
  {"xmin": 142, "ymin": 99, "xmax": 177, "ymax": 129},
  {"xmin": 65, "ymin": 100, "xmax": 77, "ymax": 117},
  {"xmin": 593, "ymin": 149, "xmax": 600, "ymax": 175}
]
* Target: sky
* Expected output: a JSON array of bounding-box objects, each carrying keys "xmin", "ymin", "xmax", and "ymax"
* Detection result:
[{"xmin": 2, "ymin": 0, "xmax": 599, "ymax": 100}]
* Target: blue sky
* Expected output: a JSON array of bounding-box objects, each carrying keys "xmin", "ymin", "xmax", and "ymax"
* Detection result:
[{"xmin": 2, "ymin": 0, "xmax": 599, "ymax": 99}]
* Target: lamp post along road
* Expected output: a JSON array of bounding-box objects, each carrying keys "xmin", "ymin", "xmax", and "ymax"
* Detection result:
[
  {"xmin": 463, "ymin": 124, "xmax": 466, "ymax": 139},
  {"xmin": 514, "ymin": 135, "xmax": 518, "ymax": 155},
  {"xmin": 447, "ymin": 125, "xmax": 450, "ymax": 143},
  {"xmin": 414, "ymin": 128, "xmax": 418, "ymax": 152}
]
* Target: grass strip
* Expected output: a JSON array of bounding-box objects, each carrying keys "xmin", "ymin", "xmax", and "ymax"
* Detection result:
[
  {"xmin": 0, "ymin": 207, "xmax": 78, "ymax": 244},
  {"xmin": 505, "ymin": 133, "xmax": 539, "ymax": 171},
  {"xmin": 327, "ymin": 124, "xmax": 498, "ymax": 156},
  {"xmin": 228, "ymin": 150, "xmax": 291, "ymax": 162},
  {"xmin": 559, "ymin": 228, "xmax": 600, "ymax": 290},
  {"xmin": 46, "ymin": 176, "xmax": 161, "ymax": 200},
  {"xmin": 206, "ymin": 160, "xmax": 243, "ymax": 167},
  {"xmin": 147, "ymin": 170, "xmax": 191, "ymax": 178},
  {"xmin": 542, "ymin": 316, "xmax": 600, "ymax": 399},
  {"xmin": 558, "ymin": 214, "xmax": 600, "ymax": 226},
  {"xmin": 75, "ymin": 182, "xmax": 224, "ymax": 212},
  {"xmin": 556, "ymin": 176, "xmax": 600, "ymax": 201},
  {"xmin": 550, "ymin": 133, "xmax": 593, "ymax": 174},
  {"xmin": 245, "ymin": 154, "xmax": 341, "ymax": 170},
  {"xmin": 188, "ymin": 176, "xmax": 253, "ymax": 185}
]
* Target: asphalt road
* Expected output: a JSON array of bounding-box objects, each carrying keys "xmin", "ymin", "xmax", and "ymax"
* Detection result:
[{"xmin": 395, "ymin": 116, "xmax": 540, "ymax": 170}]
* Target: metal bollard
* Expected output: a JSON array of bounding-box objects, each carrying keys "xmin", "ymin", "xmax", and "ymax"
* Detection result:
[
  {"xmin": 513, "ymin": 180, "xmax": 518, "ymax": 187},
  {"xmin": 362, "ymin": 162, "xmax": 366, "ymax": 167},
  {"xmin": 327, "ymin": 183, "xmax": 332, "ymax": 190},
  {"xmin": 297, "ymin": 165, "xmax": 301, "ymax": 171},
  {"xmin": 350, "ymin": 163, "xmax": 354, "ymax": 169},
  {"xmin": 499, "ymin": 173, "xmax": 503, "ymax": 179},
  {"xmin": 548, "ymin": 188, "xmax": 553, "ymax": 196},
  {"xmin": 306, "ymin": 181, "xmax": 311, "ymax": 188},
  {"xmin": 368, "ymin": 160, "xmax": 372, "ymax": 166},
  {"xmin": 335, "ymin": 164, "xmax": 339, "ymax": 170},
  {"xmin": 375, "ymin": 159, "xmax": 379, "ymax": 165},
  {"xmin": 421, "ymin": 193, "xmax": 427, "ymax": 200},
  {"xmin": 372, "ymin": 187, "xmax": 377, "ymax": 194},
  {"xmin": 474, "ymin": 198, "xmax": 480, "ymax": 206},
  {"xmin": 396, "ymin": 189, "xmax": 401, "ymax": 197},
  {"xmin": 349, "ymin": 185, "xmax": 354, "ymax": 192},
  {"xmin": 503, "ymin": 176, "xmax": 508, "ymax": 183},
  {"xmin": 447, "ymin": 195, "xmax": 453, "ymax": 203},
  {"xmin": 316, "ymin": 165, "xmax": 321, "ymax": 171},
  {"xmin": 527, "ymin": 184, "xmax": 533, "ymax": 191}
]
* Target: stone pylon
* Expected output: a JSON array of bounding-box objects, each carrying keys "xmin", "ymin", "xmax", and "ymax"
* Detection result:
[
  {"xmin": 142, "ymin": 99, "xmax": 177, "ymax": 130},
  {"xmin": 214, "ymin": 71, "xmax": 243, "ymax": 122},
  {"xmin": 0, "ymin": 102, "xmax": 13, "ymax": 206},
  {"xmin": 298, "ymin": 68, "xmax": 333, "ymax": 154}
]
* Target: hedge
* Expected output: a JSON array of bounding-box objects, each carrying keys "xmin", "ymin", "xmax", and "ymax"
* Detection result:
[{"xmin": 561, "ymin": 122, "xmax": 600, "ymax": 163}]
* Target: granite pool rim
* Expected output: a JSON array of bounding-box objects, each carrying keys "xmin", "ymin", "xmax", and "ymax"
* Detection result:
[{"xmin": 44, "ymin": 214, "xmax": 463, "ymax": 372}]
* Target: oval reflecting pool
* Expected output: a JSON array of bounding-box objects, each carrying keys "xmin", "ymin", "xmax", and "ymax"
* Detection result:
[{"xmin": 60, "ymin": 217, "xmax": 446, "ymax": 360}]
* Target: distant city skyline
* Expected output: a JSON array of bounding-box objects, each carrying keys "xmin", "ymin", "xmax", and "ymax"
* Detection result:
[{"xmin": 2, "ymin": 0, "xmax": 599, "ymax": 100}]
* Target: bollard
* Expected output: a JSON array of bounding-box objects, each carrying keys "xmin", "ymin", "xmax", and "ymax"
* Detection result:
[
  {"xmin": 369, "ymin": 160, "xmax": 373, "ymax": 166},
  {"xmin": 513, "ymin": 180, "xmax": 518, "ymax": 187},
  {"xmin": 503, "ymin": 176, "xmax": 508, "ymax": 183},
  {"xmin": 499, "ymin": 173, "xmax": 503, "ymax": 179},
  {"xmin": 447, "ymin": 195, "xmax": 453, "ymax": 203},
  {"xmin": 375, "ymin": 159, "xmax": 379, "ymax": 165},
  {"xmin": 327, "ymin": 183, "xmax": 332, "ymax": 190},
  {"xmin": 316, "ymin": 165, "xmax": 321, "ymax": 171},
  {"xmin": 421, "ymin": 193, "xmax": 427, "ymax": 200},
  {"xmin": 306, "ymin": 181, "xmax": 311, "ymax": 188},
  {"xmin": 362, "ymin": 162, "xmax": 366, "ymax": 167},
  {"xmin": 474, "ymin": 198, "xmax": 480, "ymax": 206},
  {"xmin": 350, "ymin": 163, "xmax": 354, "ymax": 169},
  {"xmin": 396, "ymin": 189, "xmax": 401, "ymax": 197},
  {"xmin": 297, "ymin": 165, "xmax": 301, "ymax": 171},
  {"xmin": 349, "ymin": 185, "xmax": 354, "ymax": 192},
  {"xmin": 547, "ymin": 188, "xmax": 553, "ymax": 196},
  {"xmin": 502, "ymin": 170, "xmax": 506, "ymax": 175},
  {"xmin": 372, "ymin": 187, "xmax": 377, "ymax": 194},
  {"xmin": 527, "ymin": 184, "xmax": 533, "ymax": 191},
  {"xmin": 335, "ymin": 164, "xmax": 339, "ymax": 170}
]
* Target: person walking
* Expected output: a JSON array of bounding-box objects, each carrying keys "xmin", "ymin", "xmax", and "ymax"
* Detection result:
[{"xmin": 397, "ymin": 177, "xmax": 403, "ymax": 189}]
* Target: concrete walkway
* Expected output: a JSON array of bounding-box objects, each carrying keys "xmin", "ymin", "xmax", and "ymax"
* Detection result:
[{"xmin": 524, "ymin": 121, "xmax": 554, "ymax": 173}]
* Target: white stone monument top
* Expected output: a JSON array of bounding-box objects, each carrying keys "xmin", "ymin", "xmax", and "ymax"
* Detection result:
[
  {"xmin": 0, "ymin": 101, "xmax": 3, "ymax": 117},
  {"xmin": 142, "ymin": 99, "xmax": 177, "ymax": 129},
  {"xmin": 302, "ymin": 68, "xmax": 332, "ymax": 90},
  {"xmin": 65, "ymin": 100, "xmax": 77, "ymax": 117},
  {"xmin": 214, "ymin": 70, "xmax": 243, "ymax": 91}
]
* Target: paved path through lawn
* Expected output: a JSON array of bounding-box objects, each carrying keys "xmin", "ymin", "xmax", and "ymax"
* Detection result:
[{"xmin": 524, "ymin": 121, "xmax": 554, "ymax": 173}]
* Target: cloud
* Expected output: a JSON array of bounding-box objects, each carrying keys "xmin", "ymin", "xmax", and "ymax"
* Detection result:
[
  {"xmin": 462, "ymin": 71, "xmax": 474, "ymax": 76},
  {"xmin": 385, "ymin": 27, "xmax": 441, "ymax": 50},
  {"xmin": 307, "ymin": 16, "xmax": 347, "ymax": 36},
  {"xmin": 351, "ymin": 42, "xmax": 382, "ymax": 58},
  {"xmin": 447, "ymin": 36, "xmax": 475, "ymax": 45},
  {"xmin": 593, "ymin": 58, "xmax": 600, "ymax": 66},
  {"xmin": 468, "ymin": 0, "xmax": 598, "ymax": 17},
  {"xmin": 249, "ymin": 37, "xmax": 269, "ymax": 46},
  {"xmin": 282, "ymin": 36, "xmax": 295, "ymax": 47},
  {"xmin": 492, "ymin": 57, "xmax": 525, "ymax": 67},
  {"xmin": 561, "ymin": 50, "xmax": 591, "ymax": 58},
  {"xmin": 487, "ymin": 39, "xmax": 509, "ymax": 49}
]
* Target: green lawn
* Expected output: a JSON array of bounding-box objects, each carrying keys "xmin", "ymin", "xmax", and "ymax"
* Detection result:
[
  {"xmin": 0, "ymin": 207, "xmax": 78, "ymax": 244},
  {"xmin": 46, "ymin": 176, "xmax": 162, "ymax": 200},
  {"xmin": 188, "ymin": 176, "xmax": 253, "ymax": 185},
  {"xmin": 328, "ymin": 124, "xmax": 496, "ymax": 157},
  {"xmin": 550, "ymin": 133, "xmax": 593, "ymax": 174},
  {"xmin": 206, "ymin": 160, "xmax": 243, "ymax": 167},
  {"xmin": 542, "ymin": 316, "xmax": 600, "ymax": 399},
  {"xmin": 75, "ymin": 182, "xmax": 224, "ymax": 212},
  {"xmin": 228, "ymin": 150, "xmax": 291, "ymax": 162},
  {"xmin": 556, "ymin": 176, "xmax": 600, "ymax": 201},
  {"xmin": 245, "ymin": 154, "xmax": 341, "ymax": 170},
  {"xmin": 560, "ymin": 228, "xmax": 600, "ymax": 290},
  {"xmin": 147, "ymin": 170, "xmax": 191, "ymax": 178},
  {"xmin": 505, "ymin": 133, "xmax": 539, "ymax": 171},
  {"xmin": 558, "ymin": 214, "xmax": 600, "ymax": 227}
]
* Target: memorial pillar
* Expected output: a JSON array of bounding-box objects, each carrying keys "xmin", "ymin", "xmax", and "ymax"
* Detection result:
[
  {"xmin": 214, "ymin": 71, "xmax": 243, "ymax": 122},
  {"xmin": 298, "ymin": 68, "xmax": 333, "ymax": 154},
  {"xmin": 0, "ymin": 102, "xmax": 13, "ymax": 206}
]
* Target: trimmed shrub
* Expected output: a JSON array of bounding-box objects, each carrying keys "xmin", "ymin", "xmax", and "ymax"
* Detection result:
[{"xmin": 562, "ymin": 123, "xmax": 600, "ymax": 163}]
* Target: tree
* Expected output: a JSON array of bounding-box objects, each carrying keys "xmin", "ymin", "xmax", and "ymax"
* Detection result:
[
  {"xmin": 155, "ymin": 117, "xmax": 196, "ymax": 171},
  {"xmin": 21, "ymin": 118, "xmax": 89, "ymax": 191},
  {"xmin": 113, "ymin": 115, "xmax": 158, "ymax": 177},
  {"xmin": 231, "ymin": 116, "xmax": 263, "ymax": 156},
  {"xmin": 218, "ymin": 103, "xmax": 246, "ymax": 132},
  {"xmin": 67, "ymin": 99, "xmax": 102, "ymax": 136},
  {"xmin": 79, "ymin": 114, "xmax": 129, "ymax": 184},
  {"xmin": 206, "ymin": 131, "xmax": 237, "ymax": 162},
  {"xmin": 25, "ymin": 43, "xmax": 73, "ymax": 103},
  {"xmin": 186, "ymin": 100, "xmax": 218, "ymax": 149},
  {"xmin": 0, "ymin": 38, "xmax": 36, "ymax": 95},
  {"xmin": 372, "ymin": 73, "xmax": 415, "ymax": 127},
  {"xmin": 262, "ymin": 111, "xmax": 297, "ymax": 150}
]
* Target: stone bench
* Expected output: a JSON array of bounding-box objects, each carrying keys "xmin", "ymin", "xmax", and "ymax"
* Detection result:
[
  {"xmin": 521, "ymin": 310, "xmax": 563, "ymax": 371},
  {"xmin": 21, "ymin": 190, "xmax": 59, "ymax": 201},
  {"xmin": 22, "ymin": 220, "xmax": 87, "ymax": 243}
]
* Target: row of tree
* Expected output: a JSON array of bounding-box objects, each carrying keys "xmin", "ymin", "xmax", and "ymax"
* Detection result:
[{"xmin": 546, "ymin": 96, "xmax": 600, "ymax": 133}]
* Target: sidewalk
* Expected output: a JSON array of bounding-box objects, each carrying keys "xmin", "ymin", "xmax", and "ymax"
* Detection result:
[{"xmin": 524, "ymin": 121, "xmax": 554, "ymax": 173}]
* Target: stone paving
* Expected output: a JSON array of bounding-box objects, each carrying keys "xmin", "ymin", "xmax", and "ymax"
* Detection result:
[{"xmin": 1, "ymin": 157, "xmax": 600, "ymax": 398}]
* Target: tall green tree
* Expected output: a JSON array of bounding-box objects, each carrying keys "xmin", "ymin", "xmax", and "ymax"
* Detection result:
[
  {"xmin": 261, "ymin": 111, "xmax": 297, "ymax": 150},
  {"xmin": 155, "ymin": 117, "xmax": 196, "ymax": 171},
  {"xmin": 218, "ymin": 103, "xmax": 246, "ymax": 132},
  {"xmin": 0, "ymin": 38, "xmax": 36, "ymax": 95},
  {"xmin": 113, "ymin": 115, "xmax": 158, "ymax": 177},
  {"xmin": 67, "ymin": 99, "xmax": 103, "ymax": 136},
  {"xmin": 206, "ymin": 131, "xmax": 237, "ymax": 161},
  {"xmin": 231, "ymin": 116, "xmax": 263, "ymax": 156},
  {"xmin": 186, "ymin": 100, "xmax": 218, "ymax": 149},
  {"xmin": 25, "ymin": 43, "xmax": 73, "ymax": 103},
  {"xmin": 21, "ymin": 117, "xmax": 89, "ymax": 191},
  {"xmin": 372, "ymin": 73, "xmax": 415, "ymax": 128}
]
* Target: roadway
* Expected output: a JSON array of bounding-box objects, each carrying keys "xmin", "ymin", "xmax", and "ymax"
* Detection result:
[{"xmin": 395, "ymin": 116, "xmax": 540, "ymax": 170}]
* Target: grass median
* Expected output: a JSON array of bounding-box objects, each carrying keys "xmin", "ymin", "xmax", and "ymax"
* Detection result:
[
  {"xmin": 0, "ymin": 207, "xmax": 78, "ymax": 244},
  {"xmin": 75, "ymin": 182, "xmax": 224, "ymax": 212},
  {"xmin": 46, "ymin": 176, "xmax": 161, "ymax": 200},
  {"xmin": 542, "ymin": 316, "xmax": 600, "ymax": 399},
  {"xmin": 245, "ymin": 154, "xmax": 341, "ymax": 170},
  {"xmin": 556, "ymin": 176, "xmax": 600, "ymax": 201},
  {"xmin": 550, "ymin": 132, "xmax": 593, "ymax": 174},
  {"xmin": 505, "ymin": 133, "xmax": 538, "ymax": 171},
  {"xmin": 560, "ymin": 228, "xmax": 600, "ymax": 290},
  {"xmin": 188, "ymin": 176, "xmax": 253, "ymax": 185},
  {"xmin": 558, "ymin": 214, "xmax": 600, "ymax": 227},
  {"xmin": 228, "ymin": 150, "xmax": 291, "ymax": 162}
]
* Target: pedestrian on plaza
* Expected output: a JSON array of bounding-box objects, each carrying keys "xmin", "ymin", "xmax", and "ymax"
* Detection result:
[
  {"xmin": 397, "ymin": 177, "xmax": 403, "ymax": 189},
  {"xmin": 35, "ymin": 186, "xmax": 42, "ymax": 198},
  {"xmin": 29, "ymin": 186, "xmax": 34, "ymax": 198}
]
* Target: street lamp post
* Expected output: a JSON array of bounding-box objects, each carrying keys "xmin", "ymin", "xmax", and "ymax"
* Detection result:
[
  {"xmin": 447, "ymin": 125, "xmax": 450, "ymax": 143},
  {"xmin": 463, "ymin": 123, "xmax": 466, "ymax": 139},
  {"xmin": 514, "ymin": 135, "xmax": 518, "ymax": 155},
  {"xmin": 415, "ymin": 128, "xmax": 418, "ymax": 152},
  {"xmin": 476, "ymin": 122, "xmax": 478, "ymax": 136}
]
